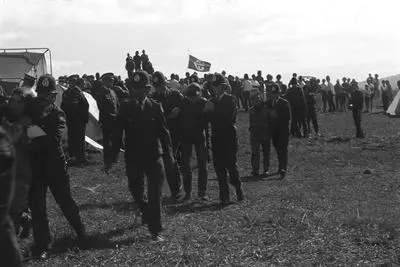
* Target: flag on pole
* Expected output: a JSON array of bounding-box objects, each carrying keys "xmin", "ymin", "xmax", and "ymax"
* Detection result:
[{"xmin": 188, "ymin": 55, "xmax": 211, "ymax": 72}]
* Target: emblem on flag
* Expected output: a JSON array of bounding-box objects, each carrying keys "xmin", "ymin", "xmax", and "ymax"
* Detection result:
[{"xmin": 188, "ymin": 55, "xmax": 211, "ymax": 72}]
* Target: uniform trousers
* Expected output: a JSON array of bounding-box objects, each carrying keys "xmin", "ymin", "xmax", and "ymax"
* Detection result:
[
  {"xmin": 181, "ymin": 140, "xmax": 208, "ymax": 197},
  {"xmin": 29, "ymin": 154, "xmax": 85, "ymax": 251},
  {"xmin": 211, "ymin": 136, "xmax": 241, "ymax": 202},
  {"xmin": 268, "ymin": 129, "xmax": 289, "ymax": 172},
  {"xmin": 250, "ymin": 130, "xmax": 270, "ymax": 174},
  {"xmin": 125, "ymin": 154, "xmax": 164, "ymax": 235},
  {"xmin": 67, "ymin": 122, "xmax": 86, "ymax": 161}
]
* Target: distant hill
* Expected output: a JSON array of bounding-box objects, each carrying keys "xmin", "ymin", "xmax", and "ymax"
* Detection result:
[{"xmin": 359, "ymin": 74, "xmax": 400, "ymax": 91}]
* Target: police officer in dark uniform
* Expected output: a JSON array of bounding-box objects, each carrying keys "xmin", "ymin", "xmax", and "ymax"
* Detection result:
[
  {"xmin": 265, "ymin": 84, "xmax": 291, "ymax": 179},
  {"xmin": 349, "ymin": 80, "xmax": 365, "ymax": 138},
  {"xmin": 61, "ymin": 74, "xmax": 89, "ymax": 166},
  {"xmin": 111, "ymin": 71, "xmax": 173, "ymax": 242},
  {"xmin": 97, "ymin": 73, "xmax": 120, "ymax": 171},
  {"xmin": 249, "ymin": 93, "xmax": 270, "ymax": 177},
  {"xmin": 150, "ymin": 71, "xmax": 184, "ymax": 202},
  {"xmin": 29, "ymin": 75, "xmax": 86, "ymax": 259},
  {"xmin": 0, "ymin": 127, "xmax": 23, "ymax": 266},
  {"xmin": 205, "ymin": 73, "xmax": 244, "ymax": 206},
  {"xmin": 178, "ymin": 83, "xmax": 209, "ymax": 201}
]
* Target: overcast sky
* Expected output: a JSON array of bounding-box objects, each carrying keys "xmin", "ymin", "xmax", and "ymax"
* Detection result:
[{"xmin": 1, "ymin": 0, "xmax": 400, "ymax": 82}]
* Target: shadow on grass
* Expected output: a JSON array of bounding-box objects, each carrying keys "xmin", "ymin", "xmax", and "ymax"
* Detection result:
[
  {"xmin": 166, "ymin": 201, "xmax": 223, "ymax": 215},
  {"xmin": 241, "ymin": 172, "xmax": 281, "ymax": 183},
  {"xmin": 79, "ymin": 201, "xmax": 136, "ymax": 213},
  {"xmin": 50, "ymin": 224, "xmax": 143, "ymax": 255}
]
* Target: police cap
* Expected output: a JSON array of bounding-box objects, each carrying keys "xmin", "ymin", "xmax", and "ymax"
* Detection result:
[
  {"xmin": 36, "ymin": 74, "xmax": 57, "ymax": 95},
  {"xmin": 67, "ymin": 74, "xmax": 79, "ymax": 81},
  {"xmin": 101, "ymin": 72, "xmax": 115, "ymax": 81},
  {"xmin": 128, "ymin": 71, "xmax": 152, "ymax": 90}
]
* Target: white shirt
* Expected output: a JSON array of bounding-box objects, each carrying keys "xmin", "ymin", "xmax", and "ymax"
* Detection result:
[{"xmin": 243, "ymin": 80, "xmax": 253, "ymax": 92}]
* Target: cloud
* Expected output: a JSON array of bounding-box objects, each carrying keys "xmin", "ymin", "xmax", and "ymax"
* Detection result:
[
  {"xmin": 0, "ymin": 32, "xmax": 28, "ymax": 44},
  {"xmin": 52, "ymin": 60, "xmax": 84, "ymax": 75}
]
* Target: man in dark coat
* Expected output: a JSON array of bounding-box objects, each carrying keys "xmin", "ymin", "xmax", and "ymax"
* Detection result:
[
  {"xmin": 111, "ymin": 71, "xmax": 174, "ymax": 242},
  {"xmin": 178, "ymin": 83, "xmax": 209, "ymax": 201},
  {"xmin": 265, "ymin": 83, "xmax": 291, "ymax": 179},
  {"xmin": 0, "ymin": 127, "xmax": 23, "ymax": 266},
  {"xmin": 133, "ymin": 51, "xmax": 142, "ymax": 71},
  {"xmin": 248, "ymin": 94, "xmax": 270, "ymax": 177},
  {"xmin": 97, "ymin": 73, "xmax": 120, "ymax": 172},
  {"xmin": 150, "ymin": 71, "xmax": 184, "ymax": 202},
  {"xmin": 28, "ymin": 75, "xmax": 86, "ymax": 260},
  {"xmin": 205, "ymin": 73, "xmax": 244, "ymax": 206},
  {"xmin": 349, "ymin": 80, "xmax": 365, "ymax": 138},
  {"xmin": 304, "ymin": 79, "xmax": 319, "ymax": 137},
  {"xmin": 286, "ymin": 78, "xmax": 308, "ymax": 138},
  {"xmin": 61, "ymin": 75, "xmax": 89, "ymax": 166}
]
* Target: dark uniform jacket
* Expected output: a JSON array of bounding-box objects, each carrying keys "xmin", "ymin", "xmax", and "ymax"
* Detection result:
[
  {"xmin": 350, "ymin": 89, "xmax": 364, "ymax": 110},
  {"xmin": 265, "ymin": 97, "xmax": 291, "ymax": 133},
  {"xmin": 208, "ymin": 94, "xmax": 238, "ymax": 140},
  {"xmin": 97, "ymin": 86, "xmax": 119, "ymax": 125},
  {"xmin": 61, "ymin": 85, "xmax": 89, "ymax": 125},
  {"xmin": 286, "ymin": 85, "xmax": 307, "ymax": 115},
  {"xmin": 29, "ymin": 102, "xmax": 67, "ymax": 158},
  {"xmin": 249, "ymin": 102, "xmax": 269, "ymax": 138},
  {"xmin": 112, "ymin": 97, "xmax": 173, "ymax": 161},
  {"xmin": 178, "ymin": 97, "xmax": 208, "ymax": 144},
  {"xmin": 151, "ymin": 88, "xmax": 184, "ymax": 135}
]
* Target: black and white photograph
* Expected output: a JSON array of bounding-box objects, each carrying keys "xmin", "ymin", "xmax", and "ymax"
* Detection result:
[{"xmin": 1, "ymin": 0, "xmax": 400, "ymax": 266}]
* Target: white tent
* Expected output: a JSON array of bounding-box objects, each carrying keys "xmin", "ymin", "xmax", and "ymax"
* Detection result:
[{"xmin": 387, "ymin": 90, "xmax": 400, "ymax": 117}]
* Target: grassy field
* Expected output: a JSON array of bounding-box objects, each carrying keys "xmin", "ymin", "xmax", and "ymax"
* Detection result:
[{"xmin": 24, "ymin": 108, "xmax": 400, "ymax": 266}]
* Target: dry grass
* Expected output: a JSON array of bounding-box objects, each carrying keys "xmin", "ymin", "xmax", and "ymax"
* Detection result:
[{"xmin": 24, "ymin": 107, "xmax": 400, "ymax": 266}]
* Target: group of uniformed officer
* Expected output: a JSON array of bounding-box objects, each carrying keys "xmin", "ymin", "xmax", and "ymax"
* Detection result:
[{"xmin": 0, "ymin": 65, "xmax": 371, "ymax": 263}]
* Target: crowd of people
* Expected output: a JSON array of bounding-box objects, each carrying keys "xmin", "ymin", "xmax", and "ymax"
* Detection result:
[{"xmin": 0, "ymin": 53, "xmax": 398, "ymax": 265}]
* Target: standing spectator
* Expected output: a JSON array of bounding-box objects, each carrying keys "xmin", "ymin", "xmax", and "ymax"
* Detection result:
[
  {"xmin": 349, "ymin": 80, "xmax": 365, "ymax": 138},
  {"xmin": 373, "ymin": 74, "xmax": 380, "ymax": 99},
  {"xmin": 242, "ymin": 74, "xmax": 252, "ymax": 112},
  {"xmin": 326, "ymin": 76, "xmax": 336, "ymax": 112},
  {"xmin": 334, "ymin": 79, "xmax": 343, "ymax": 111},
  {"xmin": 112, "ymin": 71, "xmax": 172, "ymax": 242},
  {"xmin": 61, "ymin": 75, "xmax": 89, "ymax": 166},
  {"xmin": 248, "ymin": 93, "xmax": 270, "ymax": 177},
  {"xmin": 286, "ymin": 78, "xmax": 308, "ymax": 138},
  {"xmin": 320, "ymin": 79, "xmax": 329, "ymax": 112},
  {"xmin": 304, "ymin": 79, "xmax": 320, "ymax": 137},
  {"xmin": 168, "ymin": 74, "xmax": 180, "ymax": 91},
  {"xmin": 125, "ymin": 53, "xmax": 135, "ymax": 78},
  {"xmin": 264, "ymin": 74, "xmax": 274, "ymax": 95},
  {"xmin": 265, "ymin": 84, "xmax": 291, "ymax": 179},
  {"xmin": 250, "ymin": 75, "xmax": 260, "ymax": 106},
  {"xmin": 29, "ymin": 75, "xmax": 87, "ymax": 259},
  {"xmin": 341, "ymin": 77, "xmax": 350, "ymax": 111},
  {"xmin": 133, "ymin": 51, "xmax": 141, "ymax": 71},
  {"xmin": 97, "ymin": 73, "xmax": 120, "ymax": 172},
  {"xmin": 363, "ymin": 82, "xmax": 373, "ymax": 113},
  {"xmin": 380, "ymin": 80, "xmax": 390, "ymax": 112},
  {"xmin": 255, "ymin": 70, "xmax": 264, "ymax": 96},
  {"xmin": 178, "ymin": 83, "xmax": 209, "ymax": 201},
  {"xmin": 0, "ymin": 126, "xmax": 23, "ymax": 266},
  {"xmin": 276, "ymin": 74, "xmax": 287, "ymax": 95},
  {"xmin": 204, "ymin": 73, "xmax": 244, "ymax": 206},
  {"xmin": 232, "ymin": 76, "xmax": 243, "ymax": 109}
]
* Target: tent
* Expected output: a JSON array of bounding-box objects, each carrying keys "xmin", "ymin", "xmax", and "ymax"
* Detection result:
[
  {"xmin": 387, "ymin": 90, "xmax": 400, "ymax": 117},
  {"xmin": 0, "ymin": 48, "xmax": 51, "ymax": 95}
]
